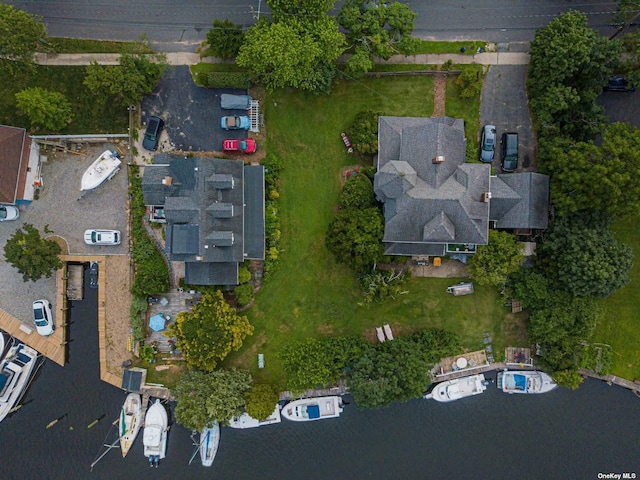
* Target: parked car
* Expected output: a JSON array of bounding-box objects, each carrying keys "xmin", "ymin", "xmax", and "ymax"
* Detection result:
[
  {"xmin": 220, "ymin": 115, "xmax": 251, "ymax": 130},
  {"xmin": 142, "ymin": 116, "xmax": 164, "ymax": 150},
  {"xmin": 603, "ymin": 75, "xmax": 635, "ymax": 92},
  {"xmin": 500, "ymin": 132, "xmax": 519, "ymax": 173},
  {"xmin": 0, "ymin": 204, "xmax": 19, "ymax": 221},
  {"xmin": 480, "ymin": 125, "xmax": 496, "ymax": 162},
  {"xmin": 89, "ymin": 261, "xmax": 98, "ymax": 289},
  {"xmin": 33, "ymin": 299, "xmax": 54, "ymax": 336},
  {"xmin": 222, "ymin": 138, "xmax": 257, "ymax": 154},
  {"xmin": 84, "ymin": 229, "xmax": 121, "ymax": 245}
]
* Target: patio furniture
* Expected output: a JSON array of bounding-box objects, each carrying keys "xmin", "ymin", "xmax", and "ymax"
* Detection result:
[{"xmin": 456, "ymin": 357, "xmax": 468, "ymax": 369}]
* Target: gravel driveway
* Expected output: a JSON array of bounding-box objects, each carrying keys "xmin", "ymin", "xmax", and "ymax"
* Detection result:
[
  {"xmin": 140, "ymin": 65, "xmax": 251, "ymax": 153},
  {"xmin": 480, "ymin": 65, "xmax": 536, "ymax": 172},
  {"xmin": 0, "ymin": 144, "xmax": 129, "ymax": 324}
]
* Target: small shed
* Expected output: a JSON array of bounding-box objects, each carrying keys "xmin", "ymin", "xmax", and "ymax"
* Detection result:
[{"xmin": 121, "ymin": 367, "xmax": 147, "ymax": 393}]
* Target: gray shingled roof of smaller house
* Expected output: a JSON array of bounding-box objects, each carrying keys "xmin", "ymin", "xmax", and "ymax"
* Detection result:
[
  {"xmin": 185, "ymin": 261, "xmax": 239, "ymax": 286},
  {"xmin": 490, "ymin": 173, "xmax": 549, "ymax": 229}
]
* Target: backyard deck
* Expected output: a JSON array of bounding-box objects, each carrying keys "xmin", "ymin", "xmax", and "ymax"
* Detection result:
[{"xmin": 146, "ymin": 288, "xmax": 202, "ymax": 353}]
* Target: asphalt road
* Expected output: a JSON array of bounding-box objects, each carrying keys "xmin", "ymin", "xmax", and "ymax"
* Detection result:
[{"xmin": 6, "ymin": 0, "xmax": 619, "ymax": 47}]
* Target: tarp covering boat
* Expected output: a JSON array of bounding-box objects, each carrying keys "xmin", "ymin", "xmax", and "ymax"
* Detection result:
[{"xmin": 221, "ymin": 94, "xmax": 252, "ymax": 110}]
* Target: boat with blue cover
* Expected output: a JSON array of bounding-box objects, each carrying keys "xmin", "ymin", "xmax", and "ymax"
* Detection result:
[
  {"xmin": 497, "ymin": 370, "xmax": 557, "ymax": 394},
  {"xmin": 0, "ymin": 342, "xmax": 40, "ymax": 423},
  {"xmin": 281, "ymin": 396, "xmax": 343, "ymax": 422},
  {"xmin": 199, "ymin": 421, "xmax": 220, "ymax": 467}
]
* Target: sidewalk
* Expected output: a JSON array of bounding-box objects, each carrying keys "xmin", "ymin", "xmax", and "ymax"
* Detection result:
[{"xmin": 34, "ymin": 50, "xmax": 529, "ymax": 67}]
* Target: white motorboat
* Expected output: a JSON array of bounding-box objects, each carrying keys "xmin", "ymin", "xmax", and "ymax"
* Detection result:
[
  {"xmin": 497, "ymin": 370, "xmax": 557, "ymax": 394},
  {"xmin": 80, "ymin": 150, "xmax": 122, "ymax": 192},
  {"xmin": 143, "ymin": 399, "xmax": 168, "ymax": 467},
  {"xmin": 199, "ymin": 421, "xmax": 220, "ymax": 467},
  {"xmin": 0, "ymin": 342, "xmax": 40, "ymax": 423},
  {"xmin": 119, "ymin": 393, "xmax": 142, "ymax": 457},
  {"xmin": 0, "ymin": 331, "xmax": 13, "ymax": 357},
  {"xmin": 426, "ymin": 374, "xmax": 488, "ymax": 402},
  {"xmin": 281, "ymin": 396, "xmax": 343, "ymax": 422},
  {"xmin": 228, "ymin": 404, "xmax": 281, "ymax": 429}
]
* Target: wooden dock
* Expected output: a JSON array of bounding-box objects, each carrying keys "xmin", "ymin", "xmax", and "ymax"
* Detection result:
[{"xmin": 279, "ymin": 379, "xmax": 349, "ymax": 401}]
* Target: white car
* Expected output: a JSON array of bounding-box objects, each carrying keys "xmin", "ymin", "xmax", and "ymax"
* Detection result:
[
  {"xmin": 0, "ymin": 204, "xmax": 19, "ymax": 221},
  {"xmin": 33, "ymin": 300, "xmax": 54, "ymax": 336},
  {"xmin": 84, "ymin": 229, "xmax": 121, "ymax": 245}
]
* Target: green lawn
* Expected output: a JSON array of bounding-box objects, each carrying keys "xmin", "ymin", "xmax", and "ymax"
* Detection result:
[
  {"xmin": 590, "ymin": 216, "xmax": 640, "ymax": 380},
  {"xmin": 0, "ymin": 66, "xmax": 127, "ymax": 133},
  {"xmin": 413, "ymin": 40, "xmax": 487, "ymax": 55},
  {"xmin": 224, "ymin": 76, "xmax": 517, "ymax": 387},
  {"xmin": 47, "ymin": 37, "xmax": 154, "ymax": 54}
]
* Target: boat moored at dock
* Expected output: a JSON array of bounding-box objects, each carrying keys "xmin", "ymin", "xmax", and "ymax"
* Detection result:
[
  {"xmin": 426, "ymin": 374, "xmax": 488, "ymax": 402},
  {"xmin": 199, "ymin": 421, "xmax": 220, "ymax": 467},
  {"xmin": 0, "ymin": 342, "xmax": 40, "ymax": 423},
  {"xmin": 281, "ymin": 396, "xmax": 343, "ymax": 422},
  {"xmin": 497, "ymin": 370, "xmax": 557, "ymax": 394},
  {"xmin": 119, "ymin": 393, "xmax": 142, "ymax": 457},
  {"xmin": 143, "ymin": 399, "xmax": 168, "ymax": 467}
]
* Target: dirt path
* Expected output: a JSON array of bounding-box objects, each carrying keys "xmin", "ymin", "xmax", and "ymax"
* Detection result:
[{"xmin": 433, "ymin": 75, "xmax": 447, "ymax": 116}]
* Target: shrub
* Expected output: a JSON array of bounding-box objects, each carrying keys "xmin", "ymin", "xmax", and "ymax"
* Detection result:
[
  {"xmin": 206, "ymin": 72, "xmax": 252, "ymax": 89},
  {"xmin": 234, "ymin": 283, "xmax": 254, "ymax": 307},
  {"xmin": 455, "ymin": 67, "xmax": 483, "ymax": 98},
  {"xmin": 346, "ymin": 110, "xmax": 382, "ymax": 156},
  {"xmin": 238, "ymin": 266, "xmax": 252, "ymax": 284}
]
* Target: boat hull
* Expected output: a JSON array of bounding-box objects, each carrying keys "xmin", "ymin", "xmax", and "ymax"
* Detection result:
[
  {"xmin": 80, "ymin": 150, "xmax": 122, "ymax": 192},
  {"xmin": 0, "ymin": 343, "xmax": 40, "ymax": 423},
  {"xmin": 498, "ymin": 370, "xmax": 557, "ymax": 394},
  {"xmin": 143, "ymin": 400, "xmax": 168, "ymax": 464},
  {"xmin": 229, "ymin": 404, "xmax": 282, "ymax": 429},
  {"xmin": 281, "ymin": 396, "xmax": 343, "ymax": 422},
  {"xmin": 119, "ymin": 393, "xmax": 142, "ymax": 457},
  {"xmin": 200, "ymin": 422, "xmax": 220, "ymax": 467},
  {"xmin": 429, "ymin": 374, "xmax": 487, "ymax": 402}
]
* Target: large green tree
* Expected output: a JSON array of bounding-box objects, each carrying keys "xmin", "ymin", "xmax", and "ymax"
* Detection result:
[
  {"xmin": 537, "ymin": 211, "xmax": 632, "ymax": 298},
  {"xmin": 84, "ymin": 52, "xmax": 168, "ymax": 106},
  {"xmin": 468, "ymin": 230, "xmax": 524, "ymax": 287},
  {"xmin": 236, "ymin": 16, "xmax": 344, "ymax": 93},
  {"xmin": 338, "ymin": 0, "xmax": 420, "ymax": 77},
  {"xmin": 527, "ymin": 10, "xmax": 622, "ymax": 140},
  {"xmin": 205, "ymin": 19, "xmax": 245, "ymax": 59},
  {"xmin": 245, "ymin": 383, "xmax": 279, "ymax": 421},
  {"xmin": 168, "ymin": 290, "xmax": 254, "ymax": 371},
  {"xmin": 174, "ymin": 369, "xmax": 253, "ymax": 431},
  {"xmin": 0, "ymin": 4, "xmax": 47, "ymax": 74},
  {"xmin": 4, "ymin": 223, "xmax": 62, "ymax": 282},
  {"xmin": 15, "ymin": 87, "xmax": 74, "ymax": 132},
  {"xmin": 326, "ymin": 206, "xmax": 384, "ymax": 271},
  {"xmin": 540, "ymin": 123, "xmax": 640, "ymax": 217},
  {"xmin": 268, "ymin": 0, "xmax": 336, "ymax": 18}
]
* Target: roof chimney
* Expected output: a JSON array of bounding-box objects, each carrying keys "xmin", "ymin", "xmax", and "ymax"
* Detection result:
[
  {"xmin": 432, "ymin": 155, "xmax": 445, "ymax": 164},
  {"xmin": 482, "ymin": 192, "xmax": 492, "ymax": 203},
  {"xmin": 162, "ymin": 176, "xmax": 173, "ymax": 186}
]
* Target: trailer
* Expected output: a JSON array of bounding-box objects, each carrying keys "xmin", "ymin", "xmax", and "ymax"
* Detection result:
[{"xmin": 446, "ymin": 282, "xmax": 474, "ymax": 296}]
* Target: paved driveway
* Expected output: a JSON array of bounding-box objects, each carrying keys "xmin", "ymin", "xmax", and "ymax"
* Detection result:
[
  {"xmin": 0, "ymin": 145, "xmax": 129, "ymax": 324},
  {"xmin": 140, "ymin": 66, "xmax": 251, "ymax": 153},
  {"xmin": 480, "ymin": 65, "xmax": 536, "ymax": 172}
]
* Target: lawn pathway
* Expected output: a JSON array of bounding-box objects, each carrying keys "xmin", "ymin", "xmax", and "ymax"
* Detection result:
[{"xmin": 433, "ymin": 74, "xmax": 446, "ymax": 116}]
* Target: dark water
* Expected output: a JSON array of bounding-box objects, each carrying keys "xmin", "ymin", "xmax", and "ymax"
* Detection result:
[{"xmin": 0, "ymin": 271, "xmax": 638, "ymax": 479}]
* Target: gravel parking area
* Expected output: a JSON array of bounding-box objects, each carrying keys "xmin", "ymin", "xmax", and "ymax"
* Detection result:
[
  {"xmin": 141, "ymin": 65, "xmax": 251, "ymax": 153},
  {"xmin": 0, "ymin": 143, "xmax": 129, "ymax": 324},
  {"xmin": 480, "ymin": 65, "xmax": 536, "ymax": 172}
]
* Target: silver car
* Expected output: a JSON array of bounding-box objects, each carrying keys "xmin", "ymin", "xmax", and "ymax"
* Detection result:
[
  {"xmin": 480, "ymin": 125, "xmax": 496, "ymax": 163},
  {"xmin": 0, "ymin": 204, "xmax": 19, "ymax": 221},
  {"xmin": 33, "ymin": 299, "xmax": 54, "ymax": 336},
  {"xmin": 84, "ymin": 229, "xmax": 121, "ymax": 245}
]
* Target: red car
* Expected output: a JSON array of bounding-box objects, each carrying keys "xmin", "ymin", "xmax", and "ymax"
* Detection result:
[{"xmin": 222, "ymin": 138, "xmax": 257, "ymax": 154}]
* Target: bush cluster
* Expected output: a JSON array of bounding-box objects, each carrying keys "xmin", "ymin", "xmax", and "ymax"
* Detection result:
[{"xmin": 206, "ymin": 72, "xmax": 252, "ymax": 89}]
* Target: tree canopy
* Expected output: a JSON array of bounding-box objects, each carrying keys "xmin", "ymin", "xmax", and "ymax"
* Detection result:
[
  {"xmin": 346, "ymin": 110, "xmax": 382, "ymax": 157},
  {"xmin": 527, "ymin": 10, "xmax": 622, "ymax": 140},
  {"xmin": 168, "ymin": 290, "xmax": 254, "ymax": 371},
  {"xmin": 174, "ymin": 369, "xmax": 253, "ymax": 431},
  {"xmin": 245, "ymin": 383, "xmax": 279, "ymax": 420},
  {"xmin": 539, "ymin": 122, "xmax": 640, "ymax": 217},
  {"xmin": 15, "ymin": 87, "xmax": 74, "ymax": 132},
  {"xmin": 0, "ymin": 4, "xmax": 47, "ymax": 74},
  {"xmin": 84, "ymin": 52, "xmax": 168, "ymax": 106},
  {"xmin": 537, "ymin": 211, "xmax": 633, "ymax": 298},
  {"xmin": 4, "ymin": 223, "xmax": 62, "ymax": 282},
  {"xmin": 338, "ymin": 0, "xmax": 420, "ymax": 77},
  {"xmin": 326, "ymin": 206, "xmax": 384, "ymax": 271},
  {"xmin": 205, "ymin": 19, "xmax": 245, "ymax": 59},
  {"xmin": 236, "ymin": 16, "xmax": 344, "ymax": 93},
  {"xmin": 468, "ymin": 230, "xmax": 524, "ymax": 287}
]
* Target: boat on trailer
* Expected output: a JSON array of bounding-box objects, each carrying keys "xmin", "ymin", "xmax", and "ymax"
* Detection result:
[
  {"xmin": 80, "ymin": 150, "xmax": 122, "ymax": 192},
  {"xmin": 426, "ymin": 374, "xmax": 488, "ymax": 402},
  {"xmin": 0, "ymin": 342, "xmax": 40, "ymax": 423},
  {"xmin": 199, "ymin": 421, "xmax": 220, "ymax": 467},
  {"xmin": 119, "ymin": 393, "xmax": 142, "ymax": 457},
  {"xmin": 497, "ymin": 370, "xmax": 557, "ymax": 394},
  {"xmin": 143, "ymin": 399, "xmax": 168, "ymax": 467},
  {"xmin": 281, "ymin": 396, "xmax": 343, "ymax": 422}
]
